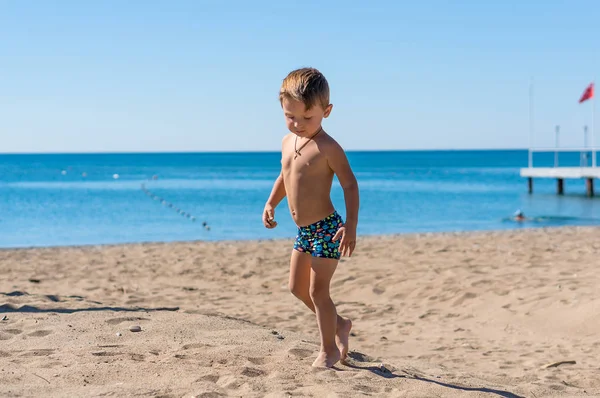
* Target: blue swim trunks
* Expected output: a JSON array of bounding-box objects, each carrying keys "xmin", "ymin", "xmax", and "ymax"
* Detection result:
[{"xmin": 293, "ymin": 211, "xmax": 344, "ymax": 259}]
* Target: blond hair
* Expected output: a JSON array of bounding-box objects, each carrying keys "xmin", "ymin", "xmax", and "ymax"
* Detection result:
[{"xmin": 279, "ymin": 67, "xmax": 330, "ymax": 110}]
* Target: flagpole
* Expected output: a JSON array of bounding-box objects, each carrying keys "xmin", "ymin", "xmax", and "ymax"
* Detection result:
[
  {"xmin": 593, "ymin": 80, "xmax": 596, "ymax": 168},
  {"xmin": 528, "ymin": 77, "xmax": 534, "ymax": 168}
]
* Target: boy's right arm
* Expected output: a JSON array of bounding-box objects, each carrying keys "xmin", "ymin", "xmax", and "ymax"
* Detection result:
[
  {"xmin": 263, "ymin": 135, "xmax": 290, "ymax": 229},
  {"xmin": 263, "ymin": 171, "xmax": 286, "ymax": 229}
]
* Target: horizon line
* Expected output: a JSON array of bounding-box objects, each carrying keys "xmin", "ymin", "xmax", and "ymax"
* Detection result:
[{"xmin": 0, "ymin": 148, "xmax": 530, "ymax": 156}]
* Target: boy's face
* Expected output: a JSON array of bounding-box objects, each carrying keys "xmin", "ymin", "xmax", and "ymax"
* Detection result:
[{"xmin": 282, "ymin": 97, "xmax": 332, "ymax": 137}]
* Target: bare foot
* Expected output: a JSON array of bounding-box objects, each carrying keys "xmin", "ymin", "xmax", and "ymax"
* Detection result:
[
  {"xmin": 336, "ymin": 318, "xmax": 352, "ymax": 362},
  {"xmin": 312, "ymin": 349, "xmax": 341, "ymax": 368}
]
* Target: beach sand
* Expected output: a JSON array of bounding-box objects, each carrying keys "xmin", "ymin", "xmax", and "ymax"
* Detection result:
[{"xmin": 1, "ymin": 227, "xmax": 599, "ymax": 397}]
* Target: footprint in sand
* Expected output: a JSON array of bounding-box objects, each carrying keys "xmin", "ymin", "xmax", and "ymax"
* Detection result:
[
  {"xmin": 21, "ymin": 348, "xmax": 55, "ymax": 357},
  {"xmin": 105, "ymin": 317, "xmax": 150, "ymax": 325},
  {"xmin": 92, "ymin": 351, "xmax": 123, "ymax": 357},
  {"xmin": 182, "ymin": 343, "xmax": 212, "ymax": 350},
  {"xmin": 247, "ymin": 357, "xmax": 268, "ymax": 365},
  {"xmin": 452, "ymin": 292, "xmax": 477, "ymax": 306},
  {"xmin": 197, "ymin": 392, "xmax": 225, "ymax": 398},
  {"xmin": 197, "ymin": 374, "xmax": 220, "ymax": 383},
  {"xmin": 355, "ymin": 384, "xmax": 380, "ymax": 394},
  {"xmin": 288, "ymin": 348, "xmax": 313, "ymax": 359},
  {"xmin": 1, "ymin": 326, "xmax": 23, "ymax": 340},
  {"xmin": 27, "ymin": 330, "xmax": 52, "ymax": 337},
  {"xmin": 372, "ymin": 286, "xmax": 385, "ymax": 295},
  {"xmin": 241, "ymin": 367, "xmax": 266, "ymax": 377},
  {"xmin": 125, "ymin": 298, "xmax": 146, "ymax": 305}
]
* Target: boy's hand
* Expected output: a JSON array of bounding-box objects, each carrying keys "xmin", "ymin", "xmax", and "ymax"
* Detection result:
[
  {"xmin": 332, "ymin": 225, "xmax": 356, "ymax": 257},
  {"xmin": 262, "ymin": 205, "xmax": 277, "ymax": 229}
]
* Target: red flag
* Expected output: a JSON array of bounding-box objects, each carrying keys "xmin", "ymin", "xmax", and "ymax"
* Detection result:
[{"xmin": 579, "ymin": 82, "xmax": 594, "ymax": 103}]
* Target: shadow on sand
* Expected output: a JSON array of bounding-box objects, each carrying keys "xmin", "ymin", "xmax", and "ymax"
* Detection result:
[
  {"xmin": 1, "ymin": 290, "xmax": 179, "ymax": 314},
  {"xmin": 0, "ymin": 304, "xmax": 180, "ymax": 313},
  {"xmin": 345, "ymin": 351, "xmax": 524, "ymax": 398}
]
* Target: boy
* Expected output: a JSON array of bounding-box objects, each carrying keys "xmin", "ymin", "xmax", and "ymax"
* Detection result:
[{"xmin": 262, "ymin": 67, "xmax": 359, "ymax": 368}]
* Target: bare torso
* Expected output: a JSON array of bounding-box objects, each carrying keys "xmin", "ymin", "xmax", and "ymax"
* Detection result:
[{"xmin": 281, "ymin": 132, "xmax": 336, "ymax": 227}]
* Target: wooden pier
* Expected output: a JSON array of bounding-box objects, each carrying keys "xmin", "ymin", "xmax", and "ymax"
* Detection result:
[
  {"xmin": 520, "ymin": 166, "xmax": 599, "ymax": 197},
  {"xmin": 521, "ymin": 143, "xmax": 598, "ymax": 197}
]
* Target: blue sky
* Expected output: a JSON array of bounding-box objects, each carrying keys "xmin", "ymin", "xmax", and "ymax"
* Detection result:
[{"xmin": 1, "ymin": 0, "xmax": 598, "ymax": 153}]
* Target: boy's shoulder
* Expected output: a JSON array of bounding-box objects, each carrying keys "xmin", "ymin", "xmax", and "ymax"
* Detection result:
[
  {"xmin": 280, "ymin": 134, "xmax": 295, "ymax": 154},
  {"xmin": 281, "ymin": 133, "xmax": 294, "ymax": 146},
  {"xmin": 318, "ymin": 132, "xmax": 345, "ymax": 154}
]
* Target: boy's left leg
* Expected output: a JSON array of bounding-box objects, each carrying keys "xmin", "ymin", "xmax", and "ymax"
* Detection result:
[
  {"xmin": 310, "ymin": 256, "xmax": 342, "ymax": 368},
  {"xmin": 289, "ymin": 249, "xmax": 352, "ymax": 362}
]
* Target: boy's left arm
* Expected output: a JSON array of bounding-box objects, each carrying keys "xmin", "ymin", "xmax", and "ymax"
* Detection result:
[{"xmin": 325, "ymin": 141, "xmax": 359, "ymax": 257}]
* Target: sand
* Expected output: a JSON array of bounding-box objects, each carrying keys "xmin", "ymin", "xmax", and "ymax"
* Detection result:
[{"xmin": 1, "ymin": 226, "xmax": 600, "ymax": 397}]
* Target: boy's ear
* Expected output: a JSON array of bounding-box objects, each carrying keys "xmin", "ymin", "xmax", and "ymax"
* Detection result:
[{"xmin": 323, "ymin": 104, "xmax": 333, "ymax": 118}]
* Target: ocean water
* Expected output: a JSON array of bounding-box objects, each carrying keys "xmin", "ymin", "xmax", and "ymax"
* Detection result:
[{"xmin": 1, "ymin": 150, "xmax": 599, "ymax": 248}]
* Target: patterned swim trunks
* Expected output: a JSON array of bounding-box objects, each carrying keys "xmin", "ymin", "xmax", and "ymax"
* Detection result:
[{"xmin": 293, "ymin": 211, "xmax": 344, "ymax": 259}]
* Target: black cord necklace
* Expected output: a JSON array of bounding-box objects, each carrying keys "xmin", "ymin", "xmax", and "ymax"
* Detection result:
[{"xmin": 294, "ymin": 127, "xmax": 322, "ymax": 159}]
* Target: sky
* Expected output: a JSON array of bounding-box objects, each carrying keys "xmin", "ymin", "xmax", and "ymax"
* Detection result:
[{"xmin": 1, "ymin": 0, "xmax": 599, "ymax": 153}]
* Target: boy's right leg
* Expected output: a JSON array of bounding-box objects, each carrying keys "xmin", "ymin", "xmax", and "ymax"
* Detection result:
[{"xmin": 289, "ymin": 249, "xmax": 352, "ymax": 360}]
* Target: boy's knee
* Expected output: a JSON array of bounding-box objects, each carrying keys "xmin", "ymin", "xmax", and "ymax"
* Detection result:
[
  {"xmin": 289, "ymin": 281, "xmax": 304, "ymax": 298},
  {"xmin": 309, "ymin": 284, "xmax": 330, "ymax": 304}
]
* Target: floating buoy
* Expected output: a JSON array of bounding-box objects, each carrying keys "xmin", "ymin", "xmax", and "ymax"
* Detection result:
[
  {"xmin": 113, "ymin": 174, "xmax": 119, "ymax": 180},
  {"xmin": 140, "ymin": 183, "xmax": 206, "ymax": 227},
  {"xmin": 61, "ymin": 170, "xmax": 67, "ymax": 175}
]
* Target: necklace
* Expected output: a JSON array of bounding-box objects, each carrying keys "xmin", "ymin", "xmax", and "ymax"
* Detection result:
[{"xmin": 294, "ymin": 128, "xmax": 322, "ymax": 159}]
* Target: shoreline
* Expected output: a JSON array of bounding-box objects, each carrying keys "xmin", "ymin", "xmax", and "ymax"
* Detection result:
[{"xmin": 1, "ymin": 224, "xmax": 597, "ymax": 251}]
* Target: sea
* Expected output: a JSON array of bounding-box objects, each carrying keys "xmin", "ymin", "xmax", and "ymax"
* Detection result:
[{"xmin": 1, "ymin": 150, "xmax": 599, "ymax": 248}]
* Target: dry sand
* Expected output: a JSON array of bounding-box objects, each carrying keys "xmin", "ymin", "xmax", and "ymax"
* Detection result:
[{"xmin": 1, "ymin": 227, "xmax": 600, "ymax": 397}]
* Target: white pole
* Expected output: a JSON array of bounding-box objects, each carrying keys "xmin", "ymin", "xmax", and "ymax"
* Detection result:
[
  {"xmin": 528, "ymin": 77, "xmax": 534, "ymax": 168},
  {"xmin": 582, "ymin": 125, "xmax": 588, "ymax": 167},
  {"xmin": 554, "ymin": 125, "xmax": 559, "ymax": 167},
  {"xmin": 593, "ymin": 81, "xmax": 596, "ymax": 167}
]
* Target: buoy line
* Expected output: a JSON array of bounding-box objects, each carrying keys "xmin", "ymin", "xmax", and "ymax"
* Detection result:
[{"xmin": 141, "ymin": 183, "xmax": 210, "ymax": 231}]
